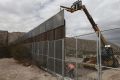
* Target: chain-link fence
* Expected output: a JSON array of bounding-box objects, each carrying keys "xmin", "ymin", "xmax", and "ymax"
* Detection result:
[
  {"xmin": 64, "ymin": 32, "xmax": 98, "ymax": 80},
  {"xmin": 63, "ymin": 28, "xmax": 120, "ymax": 80},
  {"xmin": 31, "ymin": 32, "xmax": 99, "ymax": 80},
  {"xmin": 30, "ymin": 28, "xmax": 120, "ymax": 80},
  {"xmin": 99, "ymin": 28, "xmax": 120, "ymax": 80}
]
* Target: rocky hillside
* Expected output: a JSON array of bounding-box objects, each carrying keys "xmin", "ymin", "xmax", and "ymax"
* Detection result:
[{"xmin": 65, "ymin": 37, "xmax": 120, "ymax": 56}]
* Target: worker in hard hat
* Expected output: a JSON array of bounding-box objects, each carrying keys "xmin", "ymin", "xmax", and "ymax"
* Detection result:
[
  {"xmin": 71, "ymin": 0, "xmax": 82, "ymax": 10},
  {"xmin": 66, "ymin": 63, "xmax": 76, "ymax": 79}
]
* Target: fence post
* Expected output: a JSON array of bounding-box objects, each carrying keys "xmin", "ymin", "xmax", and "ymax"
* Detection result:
[
  {"xmin": 62, "ymin": 39, "xmax": 65, "ymax": 80},
  {"xmin": 47, "ymin": 41, "xmax": 49, "ymax": 70},
  {"xmin": 54, "ymin": 40, "xmax": 55, "ymax": 73},
  {"xmin": 97, "ymin": 31, "xmax": 102, "ymax": 80},
  {"xmin": 76, "ymin": 38, "xmax": 78, "ymax": 80}
]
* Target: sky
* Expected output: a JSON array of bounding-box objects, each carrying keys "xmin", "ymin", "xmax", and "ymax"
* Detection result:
[{"xmin": 0, "ymin": 0, "xmax": 120, "ymax": 37}]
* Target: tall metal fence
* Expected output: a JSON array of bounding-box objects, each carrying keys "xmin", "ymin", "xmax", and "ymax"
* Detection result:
[
  {"xmin": 30, "ymin": 28, "xmax": 120, "ymax": 80},
  {"xmin": 64, "ymin": 32, "xmax": 98, "ymax": 80},
  {"xmin": 64, "ymin": 28, "xmax": 120, "ymax": 80},
  {"xmin": 31, "ymin": 32, "xmax": 98, "ymax": 80},
  {"xmin": 10, "ymin": 10, "xmax": 65, "ymax": 45},
  {"xmin": 31, "ymin": 39, "xmax": 64, "ymax": 76}
]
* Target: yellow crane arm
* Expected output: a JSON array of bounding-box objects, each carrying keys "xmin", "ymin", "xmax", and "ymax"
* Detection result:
[{"xmin": 60, "ymin": 3, "xmax": 107, "ymax": 46}]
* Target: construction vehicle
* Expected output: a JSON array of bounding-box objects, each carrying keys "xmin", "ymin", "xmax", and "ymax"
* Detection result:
[{"xmin": 60, "ymin": 0, "xmax": 119, "ymax": 68}]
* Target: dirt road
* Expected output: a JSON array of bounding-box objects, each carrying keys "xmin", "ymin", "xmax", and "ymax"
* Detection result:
[{"xmin": 0, "ymin": 58, "xmax": 57, "ymax": 80}]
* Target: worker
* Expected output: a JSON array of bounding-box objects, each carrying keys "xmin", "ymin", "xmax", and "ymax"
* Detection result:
[
  {"xmin": 66, "ymin": 63, "xmax": 76, "ymax": 79},
  {"xmin": 71, "ymin": 0, "xmax": 82, "ymax": 10}
]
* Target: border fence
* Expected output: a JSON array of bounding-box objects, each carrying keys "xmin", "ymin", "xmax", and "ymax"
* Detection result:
[
  {"xmin": 30, "ymin": 28, "xmax": 120, "ymax": 80},
  {"xmin": 31, "ymin": 39, "xmax": 64, "ymax": 75},
  {"xmin": 8, "ymin": 9, "xmax": 120, "ymax": 80}
]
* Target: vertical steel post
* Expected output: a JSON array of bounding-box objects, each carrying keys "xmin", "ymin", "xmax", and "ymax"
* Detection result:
[
  {"xmin": 54, "ymin": 40, "xmax": 55, "ymax": 73},
  {"xmin": 99, "ymin": 31, "xmax": 102, "ymax": 80},
  {"xmin": 47, "ymin": 41, "xmax": 49, "ymax": 70},
  {"xmin": 62, "ymin": 39, "xmax": 65, "ymax": 80},
  {"xmin": 31, "ymin": 30, "xmax": 33, "ymax": 60},
  {"xmin": 97, "ymin": 31, "xmax": 102, "ymax": 80},
  {"xmin": 97, "ymin": 32, "xmax": 99, "ymax": 80},
  {"xmin": 41, "ymin": 41, "xmax": 43, "ymax": 67},
  {"xmin": 37, "ymin": 42, "xmax": 39, "ymax": 62},
  {"xmin": 33, "ymin": 41, "xmax": 35, "ymax": 62},
  {"xmin": 76, "ymin": 38, "xmax": 78, "ymax": 80},
  {"xmin": 31, "ymin": 42, "xmax": 33, "ymax": 60}
]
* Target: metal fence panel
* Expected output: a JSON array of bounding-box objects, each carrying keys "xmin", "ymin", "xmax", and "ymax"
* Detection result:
[
  {"xmin": 49, "ymin": 41, "xmax": 54, "ymax": 57},
  {"xmin": 39, "ymin": 55, "xmax": 43, "ymax": 66},
  {"xmin": 65, "ymin": 38, "xmax": 76, "ymax": 61},
  {"xmin": 43, "ymin": 55, "xmax": 47, "ymax": 68},
  {"xmin": 36, "ymin": 42, "xmax": 40, "ymax": 62},
  {"xmin": 43, "ymin": 41, "xmax": 48, "ymax": 56},
  {"xmin": 55, "ymin": 40, "xmax": 63, "ymax": 59},
  {"xmin": 39, "ymin": 23, "xmax": 46, "ymax": 34},
  {"xmin": 100, "ymin": 28, "xmax": 120, "ymax": 80},
  {"xmin": 53, "ymin": 10, "xmax": 64, "ymax": 29},
  {"xmin": 55, "ymin": 26, "xmax": 65, "ymax": 40},
  {"xmin": 48, "ymin": 58, "xmax": 54, "ymax": 72},
  {"xmin": 77, "ymin": 33, "xmax": 98, "ymax": 80},
  {"xmin": 64, "ymin": 33, "xmax": 98, "ymax": 80},
  {"xmin": 18, "ymin": 10, "xmax": 65, "ymax": 78},
  {"xmin": 55, "ymin": 59, "xmax": 62, "ymax": 75},
  {"xmin": 34, "ymin": 27, "xmax": 38, "ymax": 37},
  {"xmin": 38, "ymin": 33, "xmax": 46, "ymax": 41},
  {"xmin": 47, "ymin": 30, "xmax": 55, "ymax": 41},
  {"xmin": 35, "ymin": 26, "xmax": 41, "ymax": 36},
  {"xmin": 12, "ymin": 10, "xmax": 65, "ymax": 44},
  {"xmin": 39, "ymin": 42, "xmax": 43, "ymax": 55},
  {"xmin": 45, "ymin": 18, "xmax": 53, "ymax": 31}
]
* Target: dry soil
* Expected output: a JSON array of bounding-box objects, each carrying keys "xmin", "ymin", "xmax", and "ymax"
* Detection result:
[{"xmin": 0, "ymin": 58, "xmax": 57, "ymax": 80}]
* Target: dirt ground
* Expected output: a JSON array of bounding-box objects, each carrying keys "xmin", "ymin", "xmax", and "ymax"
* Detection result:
[
  {"xmin": 0, "ymin": 58, "xmax": 57, "ymax": 80},
  {"xmin": 87, "ymin": 68, "xmax": 120, "ymax": 80}
]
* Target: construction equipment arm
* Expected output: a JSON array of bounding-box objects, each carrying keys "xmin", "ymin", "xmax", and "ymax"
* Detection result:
[
  {"xmin": 60, "ymin": 0, "xmax": 119, "ymax": 68},
  {"xmin": 61, "ymin": 3, "xmax": 107, "ymax": 46},
  {"xmin": 82, "ymin": 5, "xmax": 107, "ymax": 46}
]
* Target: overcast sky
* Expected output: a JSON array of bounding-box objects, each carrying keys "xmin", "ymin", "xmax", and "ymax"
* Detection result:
[{"xmin": 0, "ymin": 0, "xmax": 120, "ymax": 37}]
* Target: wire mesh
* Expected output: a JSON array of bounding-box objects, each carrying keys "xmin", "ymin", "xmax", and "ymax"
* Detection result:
[
  {"xmin": 30, "ymin": 28, "xmax": 120, "ymax": 80},
  {"xmin": 64, "ymin": 32, "xmax": 98, "ymax": 80},
  {"xmin": 100, "ymin": 28, "xmax": 120, "ymax": 80},
  {"xmin": 31, "ymin": 39, "xmax": 64, "ymax": 75}
]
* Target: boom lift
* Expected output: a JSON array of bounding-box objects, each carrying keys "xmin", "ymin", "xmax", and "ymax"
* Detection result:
[{"xmin": 60, "ymin": 0, "xmax": 119, "ymax": 68}]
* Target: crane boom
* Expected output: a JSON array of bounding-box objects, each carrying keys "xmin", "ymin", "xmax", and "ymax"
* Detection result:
[
  {"xmin": 60, "ymin": 0, "xmax": 119, "ymax": 68},
  {"xmin": 61, "ymin": 2, "xmax": 107, "ymax": 46},
  {"xmin": 82, "ymin": 5, "xmax": 107, "ymax": 46}
]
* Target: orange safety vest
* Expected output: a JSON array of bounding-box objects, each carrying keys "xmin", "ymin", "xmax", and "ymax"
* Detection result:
[{"xmin": 68, "ymin": 63, "xmax": 75, "ymax": 70}]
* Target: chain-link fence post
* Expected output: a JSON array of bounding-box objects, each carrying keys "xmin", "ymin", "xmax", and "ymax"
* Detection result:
[
  {"xmin": 47, "ymin": 41, "xmax": 49, "ymax": 70},
  {"xmin": 97, "ymin": 31, "xmax": 102, "ymax": 80},
  {"xmin": 62, "ymin": 39, "xmax": 65, "ymax": 80},
  {"xmin": 76, "ymin": 38, "xmax": 78, "ymax": 80}
]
